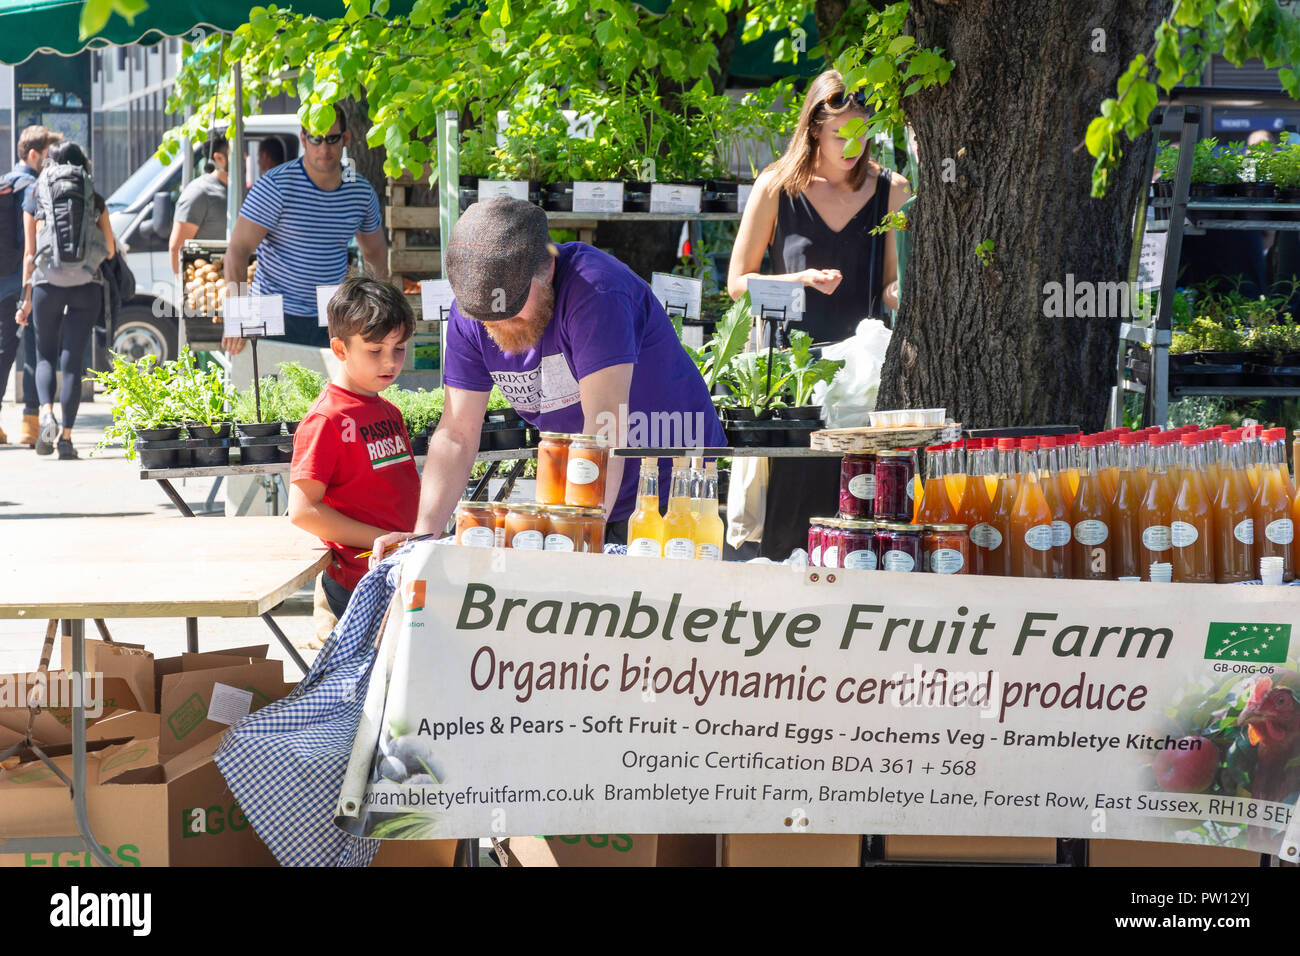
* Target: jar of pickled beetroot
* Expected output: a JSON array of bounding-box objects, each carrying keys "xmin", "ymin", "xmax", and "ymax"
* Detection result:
[
  {"xmin": 820, "ymin": 519, "xmax": 845, "ymax": 569},
  {"xmin": 873, "ymin": 450, "xmax": 915, "ymax": 522},
  {"xmin": 923, "ymin": 523, "xmax": 970, "ymax": 574},
  {"xmin": 505, "ymin": 504, "xmax": 546, "ymax": 550},
  {"xmin": 840, "ymin": 519, "xmax": 878, "ymax": 570},
  {"xmin": 492, "ymin": 503, "xmax": 509, "ymax": 548},
  {"xmin": 876, "ymin": 522, "xmax": 922, "ymax": 572},
  {"xmin": 537, "ymin": 433, "xmax": 572, "ymax": 505},
  {"xmin": 807, "ymin": 520, "xmax": 829, "ymax": 567},
  {"xmin": 839, "ymin": 453, "xmax": 876, "ymax": 518},
  {"xmin": 577, "ymin": 507, "xmax": 606, "ymax": 553},
  {"xmin": 543, "ymin": 506, "xmax": 585, "ymax": 551},
  {"xmin": 565, "ymin": 435, "xmax": 609, "ymax": 507},
  {"xmin": 455, "ymin": 501, "xmax": 496, "ymax": 548}
]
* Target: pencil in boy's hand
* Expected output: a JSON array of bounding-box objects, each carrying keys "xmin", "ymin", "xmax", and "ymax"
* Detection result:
[{"xmin": 356, "ymin": 532, "xmax": 438, "ymax": 560}]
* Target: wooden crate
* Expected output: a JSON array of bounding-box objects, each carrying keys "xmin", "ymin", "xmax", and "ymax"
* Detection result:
[{"xmin": 387, "ymin": 173, "xmax": 442, "ymax": 291}]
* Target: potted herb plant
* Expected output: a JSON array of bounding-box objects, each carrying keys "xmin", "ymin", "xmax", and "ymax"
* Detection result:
[
  {"xmin": 1239, "ymin": 140, "xmax": 1277, "ymax": 200},
  {"xmin": 232, "ymin": 377, "xmax": 291, "ymax": 464},
  {"xmin": 1265, "ymin": 142, "xmax": 1300, "ymax": 202},
  {"xmin": 779, "ymin": 330, "xmax": 844, "ymax": 421},
  {"xmin": 1189, "ymin": 138, "xmax": 1231, "ymax": 203},
  {"xmin": 92, "ymin": 351, "xmax": 188, "ymax": 468},
  {"xmin": 171, "ymin": 348, "xmax": 235, "ymax": 467}
]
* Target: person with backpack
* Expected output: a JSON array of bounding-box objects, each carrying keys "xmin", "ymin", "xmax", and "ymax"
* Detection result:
[
  {"xmin": 14, "ymin": 140, "xmax": 115, "ymax": 459},
  {"xmin": 0, "ymin": 125, "xmax": 61, "ymax": 445}
]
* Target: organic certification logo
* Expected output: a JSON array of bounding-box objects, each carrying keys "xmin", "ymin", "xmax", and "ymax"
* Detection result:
[{"xmin": 1203, "ymin": 622, "xmax": 1291, "ymax": 663}]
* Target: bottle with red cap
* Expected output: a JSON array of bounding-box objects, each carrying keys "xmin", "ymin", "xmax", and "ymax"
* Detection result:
[
  {"xmin": 1214, "ymin": 428, "xmax": 1255, "ymax": 583},
  {"xmin": 917, "ymin": 444, "xmax": 956, "ymax": 524},
  {"xmin": 973, "ymin": 438, "xmax": 1018, "ymax": 575},
  {"xmin": 1010, "ymin": 437, "xmax": 1054, "ymax": 577},
  {"xmin": 1037, "ymin": 436, "xmax": 1072, "ymax": 578},
  {"xmin": 1170, "ymin": 432, "xmax": 1216, "ymax": 584},
  {"xmin": 1253, "ymin": 427, "xmax": 1294, "ymax": 581},
  {"xmin": 1111, "ymin": 431, "xmax": 1145, "ymax": 578},
  {"xmin": 1138, "ymin": 432, "xmax": 1175, "ymax": 578},
  {"xmin": 1070, "ymin": 434, "xmax": 1115, "ymax": 580}
]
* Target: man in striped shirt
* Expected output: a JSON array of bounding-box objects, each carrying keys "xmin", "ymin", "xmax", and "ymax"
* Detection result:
[{"xmin": 222, "ymin": 106, "xmax": 388, "ymax": 352}]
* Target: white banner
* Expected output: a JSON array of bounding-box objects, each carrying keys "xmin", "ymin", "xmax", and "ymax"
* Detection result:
[{"xmin": 342, "ymin": 545, "xmax": 1300, "ymax": 854}]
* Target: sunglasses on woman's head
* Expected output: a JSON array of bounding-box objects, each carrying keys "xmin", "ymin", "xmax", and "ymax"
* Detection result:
[
  {"xmin": 305, "ymin": 132, "xmax": 344, "ymax": 146},
  {"xmin": 823, "ymin": 89, "xmax": 868, "ymax": 111}
]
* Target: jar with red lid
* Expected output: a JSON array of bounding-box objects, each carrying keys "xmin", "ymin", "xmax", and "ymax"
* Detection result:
[
  {"xmin": 455, "ymin": 501, "xmax": 496, "ymax": 548},
  {"xmin": 537, "ymin": 433, "xmax": 572, "ymax": 505},
  {"xmin": 876, "ymin": 522, "xmax": 922, "ymax": 572},
  {"xmin": 873, "ymin": 450, "xmax": 915, "ymax": 522},
  {"xmin": 820, "ymin": 519, "xmax": 845, "ymax": 569},
  {"xmin": 923, "ymin": 524, "xmax": 970, "ymax": 574},
  {"xmin": 840, "ymin": 520, "xmax": 878, "ymax": 570},
  {"xmin": 839, "ymin": 454, "xmax": 876, "ymax": 518}
]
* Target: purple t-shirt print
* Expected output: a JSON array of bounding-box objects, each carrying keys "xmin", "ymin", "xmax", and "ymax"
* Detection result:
[{"xmin": 443, "ymin": 242, "xmax": 725, "ymax": 520}]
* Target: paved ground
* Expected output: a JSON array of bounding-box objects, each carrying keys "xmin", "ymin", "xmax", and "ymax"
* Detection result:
[{"xmin": 0, "ymin": 378, "xmax": 319, "ymax": 677}]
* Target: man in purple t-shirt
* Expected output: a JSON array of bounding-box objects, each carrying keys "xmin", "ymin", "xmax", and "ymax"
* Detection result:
[{"xmin": 376, "ymin": 198, "xmax": 723, "ymax": 548}]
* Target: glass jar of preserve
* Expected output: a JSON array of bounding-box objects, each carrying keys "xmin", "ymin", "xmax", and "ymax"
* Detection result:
[
  {"xmin": 455, "ymin": 501, "xmax": 496, "ymax": 548},
  {"xmin": 876, "ymin": 522, "xmax": 922, "ymax": 572},
  {"xmin": 537, "ymin": 433, "xmax": 572, "ymax": 506},
  {"xmin": 873, "ymin": 450, "xmax": 915, "ymax": 522},
  {"xmin": 840, "ymin": 519, "xmax": 879, "ymax": 571},
  {"xmin": 492, "ymin": 503, "xmax": 509, "ymax": 548},
  {"xmin": 923, "ymin": 523, "xmax": 970, "ymax": 574},
  {"xmin": 577, "ymin": 507, "xmax": 606, "ymax": 553},
  {"xmin": 807, "ymin": 520, "xmax": 828, "ymax": 567},
  {"xmin": 565, "ymin": 435, "xmax": 609, "ymax": 508},
  {"xmin": 839, "ymin": 453, "xmax": 876, "ymax": 519},
  {"xmin": 543, "ymin": 506, "xmax": 585, "ymax": 552},
  {"xmin": 820, "ymin": 519, "xmax": 845, "ymax": 569},
  {"xmin": 505, "ymin": 504, "xmax": 546, "ymax": 550}
]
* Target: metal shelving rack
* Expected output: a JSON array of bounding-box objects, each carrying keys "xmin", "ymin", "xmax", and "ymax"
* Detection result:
[{"xmin": 1117, "ymin": 87, "xmax": 1300, "ymax": 427}]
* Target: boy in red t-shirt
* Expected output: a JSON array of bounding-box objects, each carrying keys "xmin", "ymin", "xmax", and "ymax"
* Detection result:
[{"xmin": 289, "ymin": 277, "xmax": 420, "ymax": 644}]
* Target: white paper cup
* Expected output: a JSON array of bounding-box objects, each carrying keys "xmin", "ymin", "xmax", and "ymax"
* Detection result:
[
  {"xmin": 1117, "ymin": 576, "xmax": 1142, "ymax": 582},
  {"xmin": 1261, "ymin": 556, "xmax": 1285, "ymax": 586}
]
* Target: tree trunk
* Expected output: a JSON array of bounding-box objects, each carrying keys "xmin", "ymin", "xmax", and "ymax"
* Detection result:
[
  {"xmin": 340, "ymin": 95, "xmax": 390, "ymax": 235},
  {"xmin": 877, "ymin": 0, "xmax": 1167, "ymax": 430}
]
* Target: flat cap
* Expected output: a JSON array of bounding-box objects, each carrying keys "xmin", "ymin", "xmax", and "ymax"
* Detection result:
[{"xmin": 444, "ymin": 197, "xmax": 556, "ymax": 321}]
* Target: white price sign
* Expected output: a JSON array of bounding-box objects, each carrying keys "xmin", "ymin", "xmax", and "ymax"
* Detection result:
[
  {"xmin": 1137, "ymin": 231, "xmax": 1167, "ymax": 290},
  {"xmin": 572, "ymin": 181, "xmax": 624, "ymax": 213},
  {"xmin": 478, "ymin": 180, "xmax": 531, "ymax": 201},
  {"xmin": 316, "ymin": 284, "xmax": 340, "ymax": 328},
  {"xmin": 420, "ymin": 279, "xmax": 456, "ymax": 321},
  {"xmin": 649, "ymin": 183, "xmax": 702, "ymax": 214},
  {"xmin": 650, "ymin": 272, "xmax": 703, "ymax": 319},
  {"xmin": 223, "ymin": 295, "xmax": 285, "ymax": 338},
  {"xmin": 747, "ymin": 277, "xmax": 804, "ymax": 321}
]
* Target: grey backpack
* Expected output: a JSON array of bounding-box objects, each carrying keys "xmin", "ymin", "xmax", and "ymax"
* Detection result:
[{"xmin": 33, "ymin": 163, "xmax": 107, "ymax": 286}]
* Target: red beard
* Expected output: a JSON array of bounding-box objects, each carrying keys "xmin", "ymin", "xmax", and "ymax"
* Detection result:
[{"xmin": 484, "ymin": 284, "xmax": 555, "ymax": 356}]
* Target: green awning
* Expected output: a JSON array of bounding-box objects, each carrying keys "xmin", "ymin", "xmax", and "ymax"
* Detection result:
[{"xmin": 0, "ymin": 0, "xmax": 415, "ymax": 64}]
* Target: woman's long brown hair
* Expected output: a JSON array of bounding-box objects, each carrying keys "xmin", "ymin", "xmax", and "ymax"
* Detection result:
[{"xmin": 766, "ymin": 70, "xmax": 873, "ymax": 197}]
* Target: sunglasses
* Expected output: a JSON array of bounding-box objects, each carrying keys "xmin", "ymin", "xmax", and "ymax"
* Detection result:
[
  {"xmin": 822, "ymin": 89, "xmax": 868, "ymax": 111},
  {"xmin": 305, "ymin": 132, "xmax": 344, "ymax": 146}
]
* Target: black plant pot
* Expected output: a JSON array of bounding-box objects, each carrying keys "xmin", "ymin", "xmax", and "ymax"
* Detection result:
[
  {"xmin": 238, "ymin": 422, "xmax": 283, "ymax": 439},
  {"xmin": 459, "ymin": 174, "xmax": 479, "ymax": 188},
  {"xmin": 1237, "ymin": 181, "xmax": 1276, "ymax": 200},
  {"xmin": 543, "ymin": 181, "xmax": 574, "ymax": 211},
  {"xmin": 187, "ymin": 422, "xmax": 232, "ymax": 440},
  {"xmin": 479, "ymin": 421, "xmax": 532, "ymax": 452},
  {"xmin": 622, "ymin": 181, "xmax": 652, "ymax": 212},
  {"xmin": 237, "ymin": 422, "xmax": 289, "ymax": 465},
  {"xmin": 1279, "ymin": 185, "xmax": 1300, "ymax": 203},
  {"xmin": 411, "ymin": 434, "xmax": 429, "ymax": 457},
  {"xmin": 136, "ymin": 426, "xmax": 188, "ymax": 470},
  {"xmin": 777, "ymin": 405, "xmax": 823, "ymax": 422},
  {"xmin": 192, "ymin": 442, "xmax": 231, "ymax": 467},
  {"xmin": 1189, "ymin": 182, "xmax": 1224, "ymax": 220},
  {"xmin": 485, "ymin": 407, "xmax": 523, "ymax": 427},
  {"xmin": 285, "ymin": 420, "xmax": 300, "ymax": 435},
  {"xmin": 459, "ymin": 188, "xmax": 478, "ymax": 212}
]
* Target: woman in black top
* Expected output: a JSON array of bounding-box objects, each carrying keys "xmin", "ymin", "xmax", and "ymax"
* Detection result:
[
  {"xmin": 726, "ymin": 71, "xmax": 910, "ymax": 558},
  {"xmin": 729, "ymin": 70, "xmax": 910, "ymax": 344}
]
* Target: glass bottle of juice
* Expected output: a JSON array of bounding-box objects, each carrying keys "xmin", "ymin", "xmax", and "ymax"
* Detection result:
[
  {"xmin": 976, "ymin": 438, "xmax": 1020, "ymax": 576},
  {"xmin": 688, "ymin": 457, "xmax": 704, "ymax": 516},
  {"xmin": 694, "ymin": 462, "xmax": 725, "ymax": 561},
  {"xmin": 908, "ymin": 446, "xmax": 924, "ymax": 523},
  {"xmin": 1244, "ymin": 427, "xmax": 1263, "ymax": 494},
  {"xmin": 1253, "ymin": 428, "xmax": 1295, "ymax": 581},
  {"xmin": 627, "ymin": 458, "xmax": 666, "ymax": 557},
  {"xmin": 1214, "ymin": 431, "xmax": 1255, "ymax": 583},
  {"xmin": 917, "ymin": 445, "xmax": 956, "ymax": 524},
  {"xmin": 1037, "ymin": 437, "xmax": 1072, "ymax": 578},
  {"xmin": 1204, "ymin": 429, "xmax": 1224, "ymax": 491},
  {"xmin": 1099, "ymin": 431, "xmax": 1121, "ymax": 504},
  {"xmin": 1170, "ymin": 433, "xmax": 1216, "ymax": 584},
  {"xmin": 1061, "ymin": 434, "xmax": 1082, "ymax": 505},
  {"xmin": 1010, "ymin": 437, "xmax": 1054, "ymax": 578},
  {"xmin": 1070, "ymin": 435, "xmax": 1115, "ymax": 580},
  {"xmin": 944, "ymin": 442, "xmax": 969, "ymax": 513},
  {"xmin": 1138, "ymin": 433, "xmax": 1174, "ymax": 578},
  {"xmin": 1111, "ymin": 432, "xmax": 1145, "ymax": 579},
  {"xmin": 661, "ymin": 458, "xmax": 698, "ymax": 560},
  {"xmin": 957, "ymin": 441, "xmax": 991, "ymax": 530},
  {"xmin": 981, "ymin": 439, "xmax": 999, "ymax": 502}
]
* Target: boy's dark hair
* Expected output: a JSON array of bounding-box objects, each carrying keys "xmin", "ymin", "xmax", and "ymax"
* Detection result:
[{"xmin": 328, "ymin": 276, "xmax": 415, "ymax": 343}]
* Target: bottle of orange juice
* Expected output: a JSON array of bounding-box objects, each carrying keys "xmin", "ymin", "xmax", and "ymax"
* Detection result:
[
  {"xmin": 980, "ymin": 439, "xmax": 999, "ymax": 502},
  {"xmin": 661, "ymin": 458, "xmax": 698, "ymax": 560},
  {"xmin": 1061, "ymin": 433, "xmax": 1082, "ymax": 505},
  {"xmin": 944, "ymin": 442, "xmax": 969, "ymax": 514},
  {"xmin": 1010, "ymin": 437, "xmax": 1054, "ymax": 578},
  {"xmin": 957, "ymin": 441, "xmax": 991, "ymax": 530},
  {"xmin": 1243, "ymin": 426, "xmax": 1263, "ymax": 493},
  {"xmin": 1138, "ymin": 432, "xmax": 1175, "ymax": 579},
  {"xmin": 627, "ymin": 458, "xmax": 666, "ymax": 557},
  {"xmin": 1253, "ymin": 428, "xmax": 1294, "ymax": 581},
  {"xmin": 1037, "ymin": 436, "xmax": 1072, "ymax": 578},
  {"xmin": 1170, "ymin": 433, "xmax": 1216, "ymax": 584},
  {"xmin": 1110, "ymin": 432, "xmax": 1144, "ymax": 579},
  {"xmin": 1098, "ymin": 431, "xmax": 1120, "ymax": 504},
  {"xmin": 917, "ymin": 445, "xmax": 956, "ymax": 524},
  {"xmin": 1214, "ymin": 430, "xmax": 1255, "ymax": 583},
  {"xmin": 693, "ymin": 462, "xmax": 725, "ymax": 561},
  {"xmin": 1070, "ymin": 435, "xmax": 1114, "ymax": 579},
  {"xmin": 973, "ymin": 438, "xmax": 1017, "ymax": 575}
]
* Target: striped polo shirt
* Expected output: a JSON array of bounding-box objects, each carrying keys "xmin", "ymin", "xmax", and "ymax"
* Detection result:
[{"xmin": 238, "ymin": 158, "xmax": 382, "ymax": 316}]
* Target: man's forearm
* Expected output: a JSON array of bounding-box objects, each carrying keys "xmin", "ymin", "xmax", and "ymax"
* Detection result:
[
  {"xmin": 223, "ymin": 240, "xmax": 252, "ymax": 290},
  {"xmin": 415, "ymin": 429, "xmax": 478, "ymax": 535}
]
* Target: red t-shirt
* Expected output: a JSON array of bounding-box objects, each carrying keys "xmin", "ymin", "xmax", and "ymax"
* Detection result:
[{"xmin": 290, "ymin": 383, "xmax": 420, "ymax": 590}]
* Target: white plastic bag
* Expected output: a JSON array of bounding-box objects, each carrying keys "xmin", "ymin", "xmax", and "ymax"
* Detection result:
[{"xmin": 812, "ymin": 318, "xmax": 892, "ymax": 428}]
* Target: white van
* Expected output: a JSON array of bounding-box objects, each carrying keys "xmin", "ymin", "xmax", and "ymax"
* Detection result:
[{"xmin": 102, "ymin": 114, "xmax": 303, "ymax": 366}]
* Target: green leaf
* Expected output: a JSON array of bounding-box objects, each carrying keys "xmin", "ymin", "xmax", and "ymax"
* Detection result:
[
  {"xmin": 79, "ymin": 0, "xmax": 114, "ymax": 39},
  {"xmin": 1085, "ymin": 114, "xmax": 1114, "ymax": 159},
  {"xmin": 887, "ymin": 35, "xmax": 915, "ymax": 56}
]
